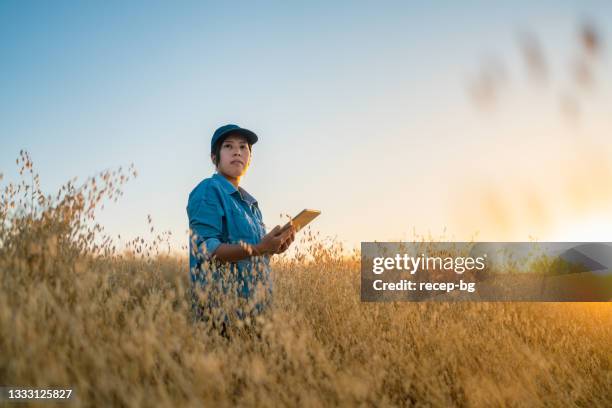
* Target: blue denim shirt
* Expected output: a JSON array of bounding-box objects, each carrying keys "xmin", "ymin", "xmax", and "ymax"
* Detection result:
[{"xmin": 187, "ymin": 172, "xmax": 271, "ymax": 321}]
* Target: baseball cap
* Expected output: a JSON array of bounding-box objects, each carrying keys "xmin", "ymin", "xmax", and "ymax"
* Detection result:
[{"xmin": 210, "ymin": 124, "xmax": 258, "ymax": 153}]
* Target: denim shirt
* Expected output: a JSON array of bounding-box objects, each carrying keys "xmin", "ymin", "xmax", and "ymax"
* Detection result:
[{"xmin": 187, "ymin": 172, "xmax": 271, "ymax": 321}]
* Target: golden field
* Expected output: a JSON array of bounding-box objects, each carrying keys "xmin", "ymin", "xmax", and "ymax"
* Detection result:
[{"xmin": 1, "ymin": 154, "xmax": 610, "ymax": 407}]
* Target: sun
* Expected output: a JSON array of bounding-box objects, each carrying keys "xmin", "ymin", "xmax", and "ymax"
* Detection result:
[{"xmin": 551, "ymin": 212, "xmax": 612, "ymax": 242}]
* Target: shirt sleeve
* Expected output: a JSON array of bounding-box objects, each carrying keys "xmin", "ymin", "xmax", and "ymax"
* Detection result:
[{"xmin": 187, "ymin": 192, "xmax": 224, "ymax": 263}]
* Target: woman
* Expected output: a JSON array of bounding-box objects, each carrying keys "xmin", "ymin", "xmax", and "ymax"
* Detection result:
[{"xmin": 187, "ymin": 124, "xmax": 295, "ymax": 337}]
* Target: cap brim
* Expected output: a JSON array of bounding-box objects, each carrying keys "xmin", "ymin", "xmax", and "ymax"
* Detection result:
[{"xmin": 220, "ymin": 128, "xmax": 258, "ymax": 145}]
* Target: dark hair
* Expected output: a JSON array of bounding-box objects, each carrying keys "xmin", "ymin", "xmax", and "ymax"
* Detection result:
[{"xmin": 211, "ymin": 136, "xmax": 252, "ymax": 167}]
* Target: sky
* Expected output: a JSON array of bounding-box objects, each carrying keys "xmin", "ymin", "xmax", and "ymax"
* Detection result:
[{"xmin": 1, "ymin": 1, "xmax": 612, "ymax": 254}]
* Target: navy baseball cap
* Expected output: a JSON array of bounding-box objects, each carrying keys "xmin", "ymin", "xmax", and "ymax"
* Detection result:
[{"xmin": 210, "ymin": 124, "xmax": 258, "ymax": 153}]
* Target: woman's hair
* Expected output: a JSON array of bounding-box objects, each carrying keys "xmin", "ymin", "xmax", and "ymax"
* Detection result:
[{"xmin": 211, "ymin": 137, "xmax": 252, "ymax": 167}]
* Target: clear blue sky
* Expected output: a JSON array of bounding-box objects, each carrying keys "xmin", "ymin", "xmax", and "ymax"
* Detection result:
[{"xmin": 2, "ymin": 1, "xmax": 611, "ymax": 252}]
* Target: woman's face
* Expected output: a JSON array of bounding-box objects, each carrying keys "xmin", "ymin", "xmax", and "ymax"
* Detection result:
[{"xmin": 214, "ymin": 134, "xmax": 251, "ymax": 178}]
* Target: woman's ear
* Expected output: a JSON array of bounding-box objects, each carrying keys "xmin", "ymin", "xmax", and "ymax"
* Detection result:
[{"xmin": 210, "ymin": 153, "xmax": 216, "ymax": 166}]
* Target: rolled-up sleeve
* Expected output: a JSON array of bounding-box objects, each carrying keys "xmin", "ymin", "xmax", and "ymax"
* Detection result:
[{"xmin": 188, "ymin": 193, "xmax": 224, "ymax": 263}]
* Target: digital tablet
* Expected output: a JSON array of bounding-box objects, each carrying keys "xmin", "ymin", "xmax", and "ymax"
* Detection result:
[{"xmin": 279, "ymin": 209, "xmax": 321, "ymax": 234}]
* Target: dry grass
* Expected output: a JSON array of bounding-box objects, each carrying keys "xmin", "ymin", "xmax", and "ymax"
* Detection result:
[{"xmin": 1, "ymin": 153, "xmax": 610, "ymax": 407}]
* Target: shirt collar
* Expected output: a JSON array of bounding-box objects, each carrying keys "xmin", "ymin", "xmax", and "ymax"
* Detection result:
[{"xmin": 212, "ymin": 172, "xmax": 258, "ymax": 205}]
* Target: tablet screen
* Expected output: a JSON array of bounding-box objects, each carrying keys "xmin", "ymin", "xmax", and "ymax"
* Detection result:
[{"xmin": 280, "ymin": 209, "xmax": 321, "ymax": 233}]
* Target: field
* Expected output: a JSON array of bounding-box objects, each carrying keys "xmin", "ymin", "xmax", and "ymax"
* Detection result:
[{"xmin": 1, "ymin": 156, "xmax": 611, "ymax": 407}]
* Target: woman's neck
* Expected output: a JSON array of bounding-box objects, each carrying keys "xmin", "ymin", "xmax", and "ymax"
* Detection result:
[{"xmin": 219, "ymin": 171, "xmax": 240, "ymax": 188}]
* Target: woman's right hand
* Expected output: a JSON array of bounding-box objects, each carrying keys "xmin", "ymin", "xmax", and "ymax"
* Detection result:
[{"xmin": 255, "ymin": 225, "xmax": 294, "ymax": 255}]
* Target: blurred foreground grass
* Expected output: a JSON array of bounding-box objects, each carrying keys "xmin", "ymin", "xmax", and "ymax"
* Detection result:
[{"xmin": 1, "ymin": 153, "xmax": 610, "ymax": 407}]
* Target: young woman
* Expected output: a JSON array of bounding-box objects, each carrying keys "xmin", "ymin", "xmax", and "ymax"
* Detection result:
[{"xmin": 187, "ymin": 124, "xmax": 295, "ymax": 336}]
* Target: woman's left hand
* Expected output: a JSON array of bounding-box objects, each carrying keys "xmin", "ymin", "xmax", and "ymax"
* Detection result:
[{"xmin": 277, "ymin": 226, "xmax": 295, "ymax": 253}]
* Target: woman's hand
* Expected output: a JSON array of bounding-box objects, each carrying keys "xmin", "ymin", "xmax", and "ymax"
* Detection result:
[
  {"xmin": 255, "ymin": 225, "xmax": 295, "ymax": 255},
  {"xmin": 277, "ymin": 226, "xmax": 295, "ymax": 254}
]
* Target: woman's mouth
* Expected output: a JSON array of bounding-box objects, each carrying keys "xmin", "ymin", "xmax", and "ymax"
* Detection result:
[{"xmin": 231, "ymin": 160, "xmax": 243, "ymax": 166}]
